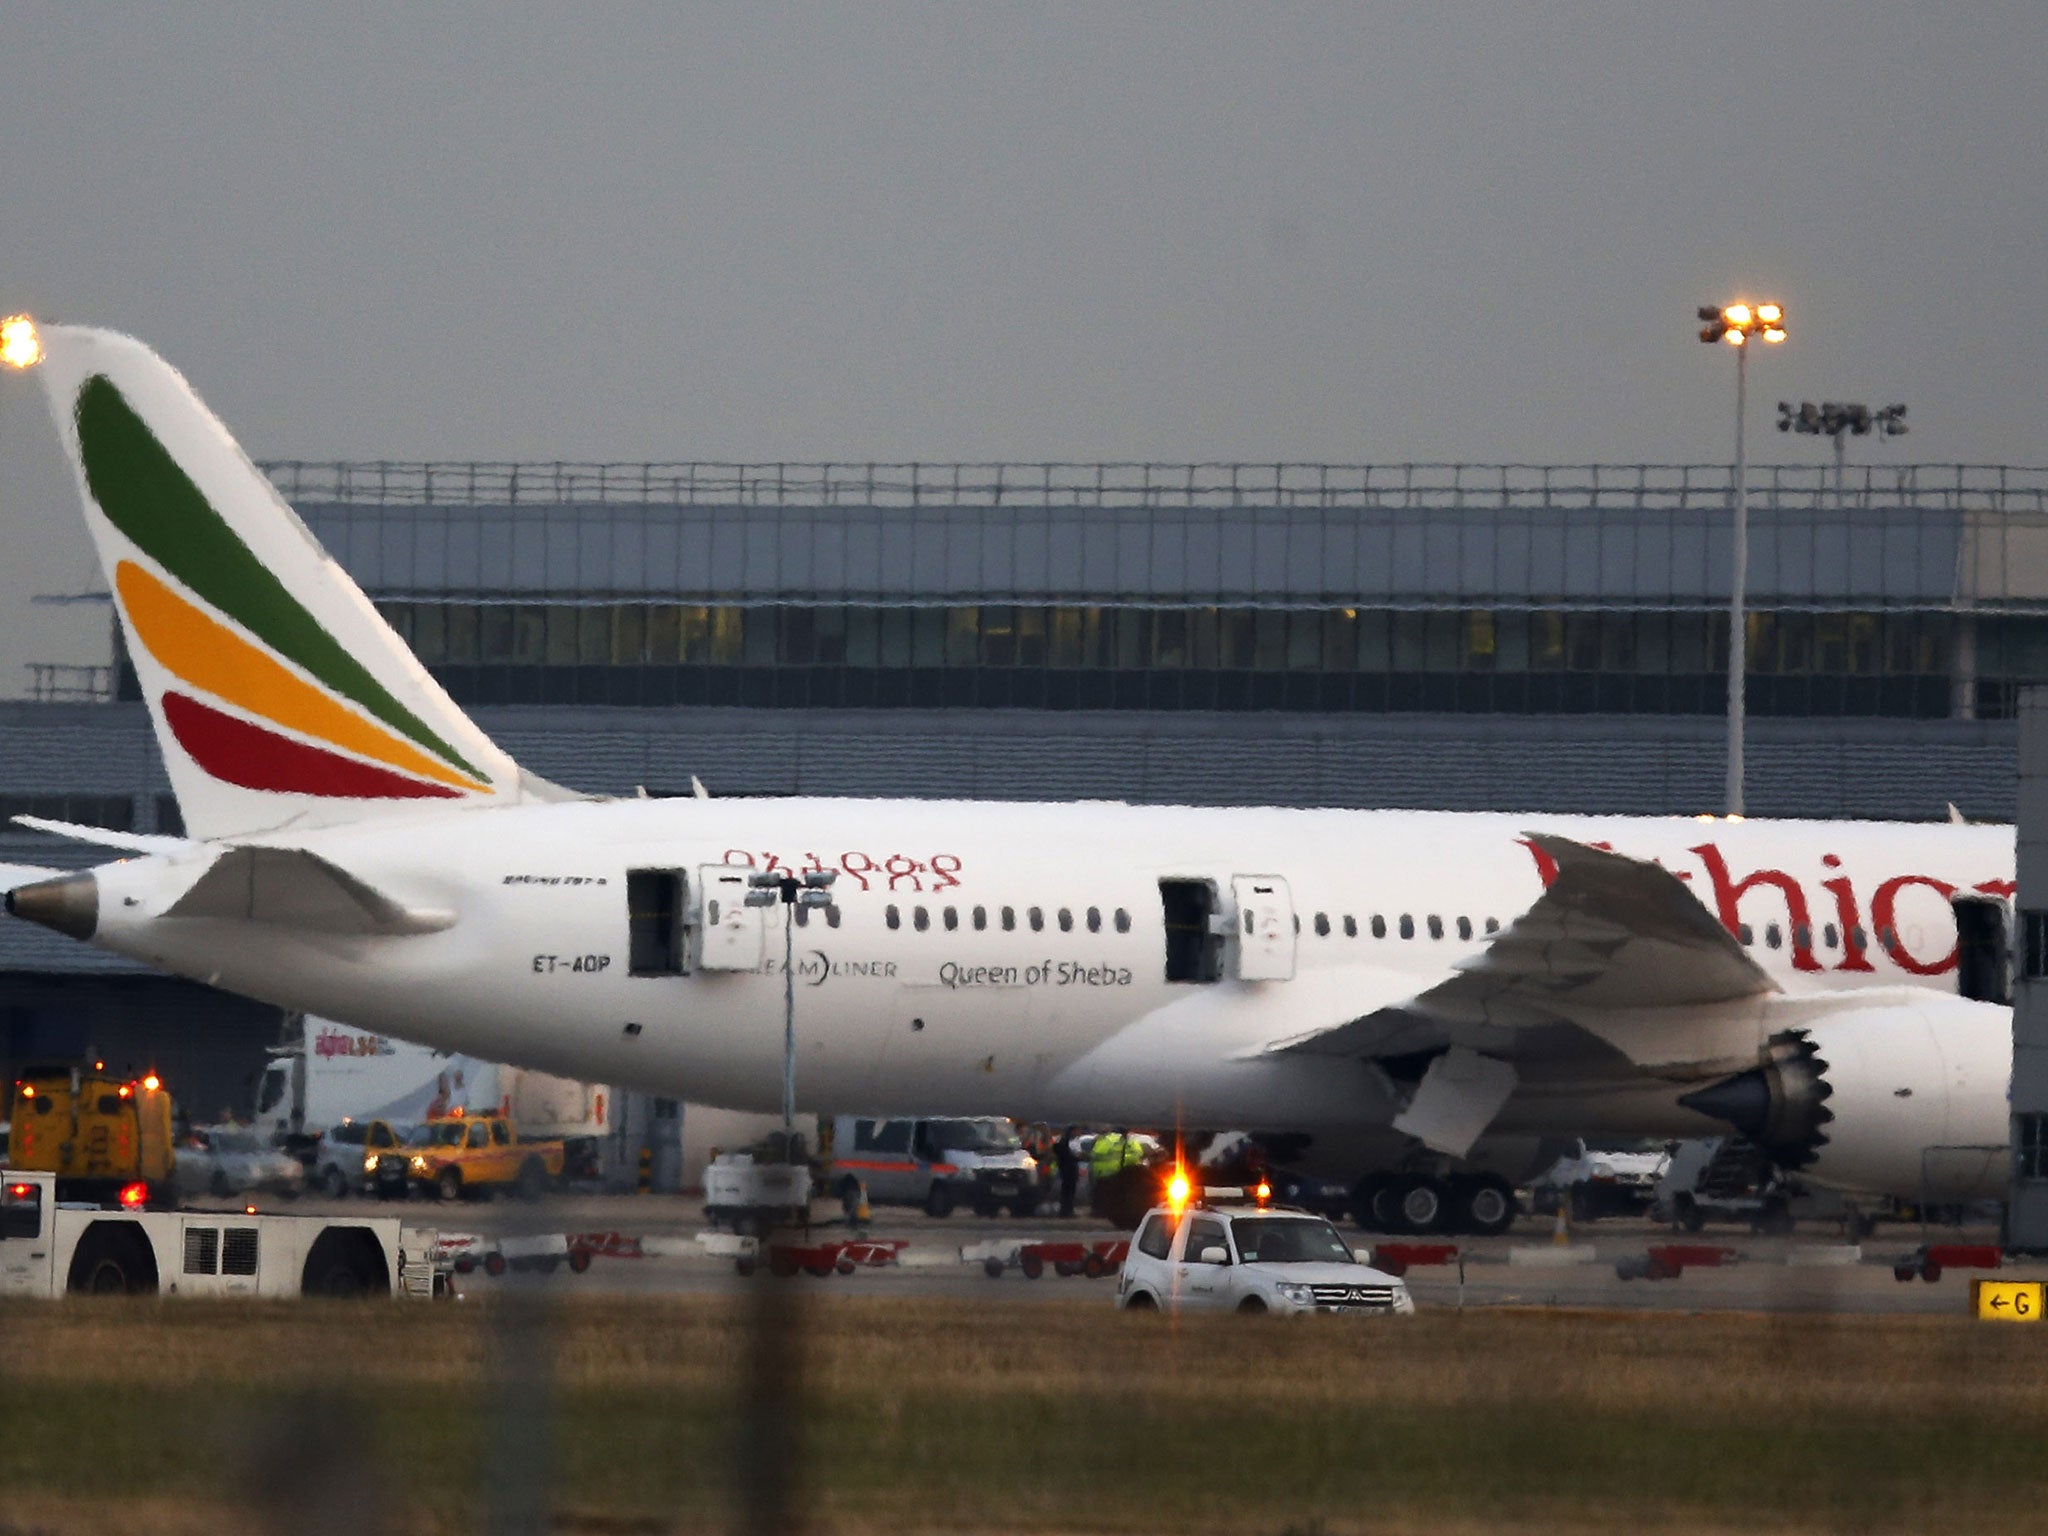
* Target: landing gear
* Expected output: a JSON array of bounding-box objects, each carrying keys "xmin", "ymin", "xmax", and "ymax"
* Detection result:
[
  {"xmin": 1454, "ymin": 1173, "xmax": 1518, "ymax": 1238},
  {"xmin": 1352, "ymin": 1169, "xmax": 1519, "ymax": 1237},
  {"xmin": 1393, "ymin": 1174, "xmax": 1452, "ymax": 1235}
]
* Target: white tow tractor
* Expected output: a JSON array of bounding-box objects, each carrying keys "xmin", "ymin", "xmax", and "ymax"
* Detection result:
[{"xmin": 0, "ymin": 1169, "xmax": 445, "ymax": 1299}]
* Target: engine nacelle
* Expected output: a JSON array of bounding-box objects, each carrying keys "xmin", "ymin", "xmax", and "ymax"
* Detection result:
[{"xmin": 1679, "ymin": 994, "xmax": 2011, "ymax": 1203}]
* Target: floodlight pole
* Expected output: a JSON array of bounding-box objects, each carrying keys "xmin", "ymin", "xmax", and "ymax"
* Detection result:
[
  {"xmin": 747, "ymin": 869, "xmax": 838, "ymax": 1136},
  {"xmin": 1728, "ymin": 342, "xmax": 1749, "ymax": 817}
]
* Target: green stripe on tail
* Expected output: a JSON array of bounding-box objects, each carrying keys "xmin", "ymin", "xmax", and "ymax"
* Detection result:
[{"xmin": 74, "ymin": 375, "xmax": 485, "ymax": 783}]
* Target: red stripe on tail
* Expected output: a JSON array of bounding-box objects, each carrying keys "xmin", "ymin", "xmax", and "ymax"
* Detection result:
[{"xmin": 162, "ymin": 691, "xmax": 464, "ymax": 801}]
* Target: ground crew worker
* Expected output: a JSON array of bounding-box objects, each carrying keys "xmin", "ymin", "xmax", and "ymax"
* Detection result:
[
  {"xmin": 1089, "ymin": 1128, "xmax": 1144, "ymax": 1182},
  {"xmin": 1054, "ymin": 1125, "xmax": 1081, "ymax": 1218}
]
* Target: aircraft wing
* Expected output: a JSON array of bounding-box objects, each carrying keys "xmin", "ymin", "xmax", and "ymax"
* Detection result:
[
  {"xmin": 1259, "ymin": 835, "xmax": 1775, "ymax": 1156},
  {"xmin": 1268, "ymin": 833, "xmax": 1773, "ymax": 1062},
  {"xmin": 164, "ymin": 845, "xmax": 454, "ymax": 936}
]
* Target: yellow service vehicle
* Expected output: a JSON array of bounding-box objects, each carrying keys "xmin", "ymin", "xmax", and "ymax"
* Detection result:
[
  {"xmin": 402, "ymin": 1112, "xmax": 564, "ymax": 1202},
  {"xmin": 7, "ymin": 1064, "xmax": 176, "ymax": 1208}
]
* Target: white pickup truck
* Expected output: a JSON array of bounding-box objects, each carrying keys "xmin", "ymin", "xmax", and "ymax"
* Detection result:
[{"xmin": 0, "ymin": 1169, "xmax": 444, "ymax": 1299}]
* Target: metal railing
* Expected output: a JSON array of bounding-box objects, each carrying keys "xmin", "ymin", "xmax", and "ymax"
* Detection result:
[
  {"xmin": 25, "ymin": 663, "xmax": 113, "ymax": 703},
  {"xmin": 257, "ymin": 459, "xmax": 2048, "ymax": 513}
]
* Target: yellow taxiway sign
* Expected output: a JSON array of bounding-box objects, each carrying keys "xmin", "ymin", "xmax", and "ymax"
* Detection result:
[{"xmin": 1971, "ymin": 1279, "xmax": 2046, "ymax": 1322}]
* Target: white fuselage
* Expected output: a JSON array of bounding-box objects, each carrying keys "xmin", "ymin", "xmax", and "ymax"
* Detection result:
[{"xmin": 83, "ymin": 800, "xmax": 2012, "ymax": 1165}]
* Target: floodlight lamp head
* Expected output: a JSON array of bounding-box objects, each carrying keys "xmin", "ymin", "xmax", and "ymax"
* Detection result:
[
  {"xmin": 1762, "ymin": 326, "xmax": 1787, "ymax": 344},
  {"xmin": 1756, "ymin": 303, "xmax": 1783, "ymax": 324},
  {"xmin": 0, "ymin": 315, "xmax": 41, "ymax": 370},
  {"xmin": 1724, "ymin": 303, "xmax": 1753, "ymax": 327},
  {"xmin": 1725, "ymin": 329, "xmax": 1746, "ymax": 346}
]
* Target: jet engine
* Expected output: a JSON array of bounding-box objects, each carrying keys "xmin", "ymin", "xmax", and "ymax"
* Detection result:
[{"xmin": 1678, "ymin": 993, "xmax": 2011, "ymax": 1203}]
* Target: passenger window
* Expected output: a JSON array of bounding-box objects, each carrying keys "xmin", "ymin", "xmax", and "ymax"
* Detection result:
[
  {"xmin": 1371, "ymin": 915, "xmax": 1387, "ymax": 939},
  {"xmin": 1457, "ymin": 916, "xmax": 1472, "ymax": 941},
  {"xmin": 1765, "ymin": 923, "xmax": 1783, "ymax": 950},
  {"xmin": 1136, "ymin": 1214, "xmax": 1175, "ymax": 1261},
  {"xmin": 1313, "ymin": 913, "xmax": 1329, "ymax": 937},
  {"xmin": 1087, "ymin": 907, "xmax": 1102, "ymax": 933},
  {"xmin": 1823, "ymin": 923, "xmax": 1839, "ymax": 949},
  {"xmin": 887, "ymin": 905, "xmax": 901, "ymax": 930},
  {"xmin": 1794, "ymin": 924, "xmax": 1811, "ymax": 949},
  {"xmin": 1849, "ymin": 926, "xmax": 1867, "ymax": 953},
  {"xmin": 914, "ymin": 907, "xmax": 930, "ymax": 933},
  {"xmin": 1399, "ymin": 915, "xmax": 1415, "ymax": 940},
  {"xmin": 1427, "ymin": 915, "xmax": 1443, "ymax": 940},
  {"xmin": 491, "ymin": 1122, "xmax": 510, "ymax": 1146},
  {"xmin": 1114, "ymin": 908, "xmax": 1131, "ymax": 933},
  {"xmin": 1029, "ymin": 907, "xmax": 1044, "ymax": 932},
  {"xmin": 1485, "ymin": 917, "xmax": 1500, "ymax": 934},
  {"xmin": 1343, "ymin": 915, "xmax": 1357, "ymax": 938},
  {"xmin": 973, "ymin": 906, "xmax": 987, "ymax": 931},
  {"xmin": 1001, "ymin": 907, "xmax": 1016, "ymax": 931},
  {"xmin": 1739, "ymin": 924, "xmax": 1755, "ymax": 946},
  {"xmin": 468, "ymin": 1124, "xmax": 489, "ymax": 1149},
  {"xmin": 795, "ymin": 903, "xmax": 810, "ymax": 927},
  {"xmin": 826, "ymin": 905, "xmax": 841, "ymax": 929},
  {"xmin": 1058, "ymin": 908, "xmax": 1074, "ymax": 933},
  {"xmin": 943, "ymin": 907, "xmax": 958, "ymax": 931}
]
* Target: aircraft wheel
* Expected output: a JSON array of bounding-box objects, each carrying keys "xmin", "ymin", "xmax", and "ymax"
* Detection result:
[
  {"xmin": 1394, "ymin": 1174, "xmax": 1450, "ymax": 1236},
  {"xmin": 924, "ymin": 1183, "xmax": 954, "ymax": 1219},
  {"xmin": 1460, "ymin": 1174, "xmax": 1518, "ymax": 1237},
  {"xmin": 437, "ymin": 1168, "xmax": 464, "ymax": 1203},
  {"xmin": 1350, "ymin": 1173, "xmax": 1394, "ymax": 1232},
  {"xmin": 321, "ymin": 1166, "xmax": 350, "ymax": 1200}
]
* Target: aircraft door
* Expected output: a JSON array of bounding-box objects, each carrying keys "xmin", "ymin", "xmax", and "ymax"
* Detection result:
[
  {"xmin": 1953, "ymin": 893, "xmax": 2011, "ymax": 1005},
  {"xmin": 1231, "ymin": 875, "xmax": 1297, "ymax": 982},
  {"xmin": 695, "ymin": 865, "xmax": 767, "ymax": 972}
]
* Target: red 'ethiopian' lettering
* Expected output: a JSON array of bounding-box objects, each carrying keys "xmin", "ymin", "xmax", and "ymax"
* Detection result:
[
  {"xmin": 1819, "ymin": 854, "xmax": 1875, "ymax": 972},
  {"xmin": 1870, "ymin": 873, "xmax": 1959, "ymax": 975},
  {"xmin": 1689, "ymin": 844, "xmax": 1823, "ymax": 971}
]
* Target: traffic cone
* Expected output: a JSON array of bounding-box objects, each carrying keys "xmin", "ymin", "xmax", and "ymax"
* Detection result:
[{"xmin": 855, "ymin": 1180, "xmax": 871, "ymax": 1227}]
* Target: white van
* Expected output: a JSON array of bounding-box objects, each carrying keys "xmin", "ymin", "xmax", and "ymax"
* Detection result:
[{"xmin": 830, "ymin": 1116, "xmax": 1040, "ymax": 1217}]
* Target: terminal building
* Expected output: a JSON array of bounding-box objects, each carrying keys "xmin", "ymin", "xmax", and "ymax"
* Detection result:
[{"xmin": 4, "ymin": 456, "xmax": 2046, "ymax": 1112}]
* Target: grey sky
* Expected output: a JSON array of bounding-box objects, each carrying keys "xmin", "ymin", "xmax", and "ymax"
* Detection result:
[{"xmin": 3, "ymin": 4, "xmax": 2044, "ymax": 690}]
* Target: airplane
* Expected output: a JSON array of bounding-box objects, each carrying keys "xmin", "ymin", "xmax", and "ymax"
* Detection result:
[{"xmin": 0, "ymin": 319, "xmax": 2019, "ymax": 1235}]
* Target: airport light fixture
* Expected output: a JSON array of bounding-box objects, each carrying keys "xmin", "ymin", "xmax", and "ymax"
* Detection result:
[
  {"xmin": 0, "ymin": 315, "xmax": 42, "ymax": 370},
  {"xmin": 1697, "ymin": 300, "xmax": 1788, "ymax": 816},
  {"xmin": 1778, "ymin": 400, "xmax": 1908, "ymax": 498},
  {"xmin": 747, "ymin": 868, "xmax": 838, "ymax": 1135}
]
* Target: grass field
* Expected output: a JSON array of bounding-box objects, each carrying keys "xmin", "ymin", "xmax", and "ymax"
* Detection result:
[{"xmin": 2, "ymin": 1295, "xmax": 2045, "ymax": 1535}]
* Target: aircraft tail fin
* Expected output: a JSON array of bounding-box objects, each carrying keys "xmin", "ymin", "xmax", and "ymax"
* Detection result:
[{"xmin": 30, "ymin": 323, "xmax": 579, "ymax": 840}]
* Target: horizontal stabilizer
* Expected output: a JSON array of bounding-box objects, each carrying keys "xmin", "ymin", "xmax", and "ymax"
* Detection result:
[
  {"xmin": 165, "ymin": 845, "xmax": 454, "ymax": 936},
  {"xmin": 11, "ymin": 815, "xmax": 192, "ymax": 856},
  {"xmin": 0, "ymin": 861, "xmax": 63, "ymax": 892}
]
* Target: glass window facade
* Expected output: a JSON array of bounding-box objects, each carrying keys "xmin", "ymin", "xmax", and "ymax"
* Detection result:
[{"xmin": 322, "ymin": 600, "xmax": 1983, "ymax": 718}]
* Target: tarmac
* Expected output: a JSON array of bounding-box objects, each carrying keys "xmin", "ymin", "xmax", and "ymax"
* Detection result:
[{"xmin": 200, "ymin": 1189, "xmax": 2043, "ymax": 1316}]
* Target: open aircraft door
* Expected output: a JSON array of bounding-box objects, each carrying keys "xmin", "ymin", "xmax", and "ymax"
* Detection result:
[
  {"xmin": 1230, "ymin": 875, "xmax": 1297, "ymax": 982},
  {"xmin": 696, "ymin": 865, "xmax": 768, "ymax": 972}
]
